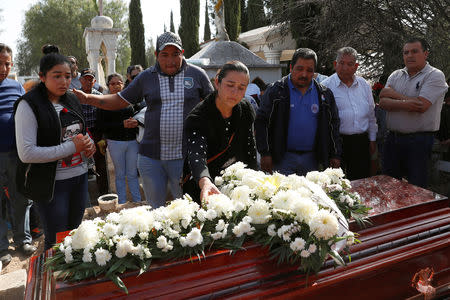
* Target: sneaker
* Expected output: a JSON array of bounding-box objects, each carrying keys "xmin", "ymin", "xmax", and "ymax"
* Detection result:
[
  {"xmin": 21, "ymin": 243, "xmax": 37, "ymax": 256},
  {"xmin": 0, "ymin": 251, "xmax": 11, "ymax": 266}
]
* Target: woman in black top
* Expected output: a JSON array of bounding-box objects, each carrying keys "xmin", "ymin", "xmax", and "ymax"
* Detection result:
[
  {"xmin": 97, "ymin": 74, "xmax": 144, "ymax": 203},
  {"xmin": 184, "ymin": 61, "xmax": 257, "ymax": 202}
]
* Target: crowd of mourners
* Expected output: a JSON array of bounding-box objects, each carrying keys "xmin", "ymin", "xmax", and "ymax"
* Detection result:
[{"xmin": 0, "ymin": 31, "xmax": 448, "ymax": 267}]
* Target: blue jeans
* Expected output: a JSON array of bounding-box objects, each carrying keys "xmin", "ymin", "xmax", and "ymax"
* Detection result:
[
  {"xmin": 274, "ymin": 151, "xmax": 318, "ymax": 176},
  {"xmin": 36, "ymin": 173, "xmax": 88, "ymax": 250},
  {"xmin": 383, "ymin": 132, "xmax": 434, "ymax": 188},
  {"xmin": 137, "ymin": 154, "xmax": 182, "ymax": 209},
  {"xmin": 107, "ymin": 139, "xmax": 141, "ymax": 204},
  {"xmin": 0, "ymin": 151, "xmax": 32, "ymax": 251}
]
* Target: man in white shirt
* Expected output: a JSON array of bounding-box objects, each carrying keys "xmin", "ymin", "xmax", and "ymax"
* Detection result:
[
  {"xmin": 322, "ymin": 47, "xmax": 377, "ymax": 180},
  {"xmin": 379, "ymin": 37, "xmax": 448, "ymax": 188}
]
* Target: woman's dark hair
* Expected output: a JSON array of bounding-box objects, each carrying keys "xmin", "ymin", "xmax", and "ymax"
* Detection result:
[
  {"xmin": 107, "ymin": 73, "xmax": 124, "ymax": 85},
  {"xmin": 41, "ymin": 44, "xmax": 60, "ymax": 55},
  {"xmin": 39, "ymin": 53, "xmax": 71, "ymax": 76},
  {"xmin": 251, "ymin": 77, "xmax": 267, "ymax": 91},
  {"xmin": 216, "ymin": 60, "xmax": 249, "ymax": 83},
  {"xmin": 127, "ymin": 64, "xmax": 143, "ymax": 75}
]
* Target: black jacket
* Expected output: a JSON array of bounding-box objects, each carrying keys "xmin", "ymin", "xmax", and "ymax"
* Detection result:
[
  {"xmin": 255, "ymin": 76, "xmax": 342, "ymax": 167},
  {"xmin": 184, "ymin": 92, "xmax": 257, "ymax": 183},
  {"xmin": 14, "ymin": 83, "xmax": 86, "ymax": 203}
]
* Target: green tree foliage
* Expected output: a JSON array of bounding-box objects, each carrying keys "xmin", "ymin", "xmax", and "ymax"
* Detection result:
[
  {"xmin": 266, "ymin": 0, "xmax": 450, "ymax": 79},
  {"xmin": 246, "ymin": 0, "xmax": 266, "ymax": 30},
  {"xmin": 170, "ymin": 10, "xmax": 175, "ymax": 33},
  {"xmin": 240, "ymin": 0, "xmax": 248, "ymax": 33},
  {"xmin": 129, "ymin": 0, "xmax": 147, "ymax": 69},
  {"xmin": 203, "ymin": 1, "xmax": 211, "ymax": 41},
  {"xmin": 146, "ymin": 37, "xmax": 156, "ymax": 67},
  {"xmin": 178, "ymin": 0, "xmax": 200, "ymax": 57},
  {"xmin": 16, "ymin": 0, "xmax": 129, "ymax": 76},
  {"xmin": 224, "ymin": 0, "xmax": 241, "ymax": 41}
]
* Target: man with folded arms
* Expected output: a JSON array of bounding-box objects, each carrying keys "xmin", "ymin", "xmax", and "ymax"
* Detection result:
[{"xmin": 379, "ymin": 37, "xmax": 448, "ymax": 187}]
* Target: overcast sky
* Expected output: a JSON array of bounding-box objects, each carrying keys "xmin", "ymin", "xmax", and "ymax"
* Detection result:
[{"xmin": 0, "ymin": 0, "xmax": 208, "ymax": 57}]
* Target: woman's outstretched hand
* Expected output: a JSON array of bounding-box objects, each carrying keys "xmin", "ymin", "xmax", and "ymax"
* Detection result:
[{"xmin": 199, "ymin": 177, "xmax": 220, "ymax": 204}]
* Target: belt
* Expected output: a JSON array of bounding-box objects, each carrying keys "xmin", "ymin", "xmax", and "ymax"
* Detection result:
[
  {"xmin": 388, "ymin": 131, "xmax": 436, "ymax": 137},
  {"xmin": 341, "ymin": 132, "xmax": 368, "ymax": 138},
  {"xmin": 288, "ymin": 150, "xmax": 313, "ymax": 155}
]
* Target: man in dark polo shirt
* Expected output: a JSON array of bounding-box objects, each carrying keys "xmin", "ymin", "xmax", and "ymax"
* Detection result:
[
  {"xmin": 379, "ymin": 37, "xmax": 448, "ymax": 188},
  {"xmin": 73, "ymin": 32, "xmax": 214, "ymax": 208}
]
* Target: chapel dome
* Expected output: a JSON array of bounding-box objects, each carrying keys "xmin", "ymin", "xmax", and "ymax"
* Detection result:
[{"xmin": 91, "ymin": 15, "xmax": 113, "ymax": 29}]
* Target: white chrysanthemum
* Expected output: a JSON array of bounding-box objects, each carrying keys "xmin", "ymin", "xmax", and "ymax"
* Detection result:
[
  {"xmin": 185, "ymin": 228, "xmax": 203, "ymax": 247},
  {"xmin": 71, "ymin": 220, "xmax": 101, "ymax": 250},
  {"xmin": 82, "ymin": 247, "xmax": 93, "ymax": 263},
  {"xmin": 281, "ymin": 174, "xmax": 308, "ymax": 190},
  {"xmin": 197, "ymin": 209, "xmax": 207, "ymax": 222},
  {"xmin": 205, "ymin": 209, "xmax": 218, "ymax": 220},
  {"xmin": 95, "ymin": 248, "xmax": 112, "ymax": 266},
  {"xmin": 247, "ymin": 199, "xmax": 271, "ymax": 224},
  {"xmin": 206, "ymin": 194, "xmax": 235, "ymax": 218},
  {"xmin": 64, "ymin": 246, "xmax": 73, "ymax": 263},
  {"xmin": 309, "ymin": 209, "xmax": 339, "ymax": 240},
  {"xmin": 267, "ymin": 224, "xmax": 277, "ymax": 237},
  {"xmin": 122, "ymin": 224, "xmax": 138, "ymax": 238},
  {"xmin": 215, "ymin": 219, "xmax": 226, "ymax": 231},
  {"xmin": 106, "ymin": 212, "xmax": 120, "ymax": 223},
  {"xmin": 327, "ymin": 184, "xmax": 343, "ymax": 192},
  {"xmin": 306, "ymin": 171, "xmax": 331, "ymax": 187},
  {"xmin": 103, "ymin": 223, "xmax": 119, "ymax": 238},
  {"xmin": 232, "ymin": 221, "xmax": 255, "ymax": 237},
  {"xmin": 324, "ymin": 168, "xmax": 345, "ymax": 184},
  {"xmin": 138, "ymin": 232, "xmax": 149, "ymax": 240},
  {"xmin": 295, "ymin": 186, "xmax": 313, "ymax": 198},
  {"xmin": 211, "ymin": 232, "xmax": 222, "ymax": 240},
  {"xmin": 165, "ymin": 199, "xmax": 199, "ymax": 225},
  {"xmin": 308, "ymin": 244, "xmax": 317, "ymax": 253},
  {"xmin": 290, "ymin": 237, "xmax": 306, "ymax": 252},
  {"xmin": 222, "ymin": 162, "xmax": 247, "ymax": 177},
  {"xmin": 118, "ymin": 206, "xmax": 154, "ymax": 234},
  {"xmin": 115, "ymin": 238, "xmax": 134, "ymax": 258},
  {"xmin": 277, "ymin": 225, "xmax": 293, "ymax": 242},
  {"xmin": 131, "ymin": 244, "xmax": 145, "ymax": 259},
  {"xmin": 254, "ymin": 176, "xmax": 280, "ymax": 199},
  {"xmin": 214, "ymin": 176, "xmax": 224, "ymax": 186},
  {"xmin": 144, "ymin": 248, "xmax": 152, "ymax": 258},
  {"xmin": 342, "ymin": 179, "xmax": 352, "ymax": 189},
  {"xmin": 181, "ymin": 217, "xmax": 191, "ymax": 229},
  {"xmin": 300, "ymin": 250, "xmax": 310, "ymax": 258},
  {"xmin": 241, "ymin": 174, "xmax": 263, "ymax": 190},
  {"xmin": 291, "ymin": 197, "xmax": 319, "ymax": 224},
  {"xmin": 230, "ymin": 185, "xmax": 253, "ymax": 207},
  {"xmin": 63, "ymin": 236, "xmax": 72, "ymax": 247},
  {"xmin": 156, "ymin": 236, "xmax": 173, "ymax": 252}
]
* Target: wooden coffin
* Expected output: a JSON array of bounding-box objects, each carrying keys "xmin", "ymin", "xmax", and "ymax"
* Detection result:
[{"xmin": 25, "ymin": 176, "xmax": 450, "ymax": 299}]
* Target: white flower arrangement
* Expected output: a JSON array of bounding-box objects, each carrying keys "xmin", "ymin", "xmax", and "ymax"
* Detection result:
[{"xmin": 46, "ymin": 163, "xmax": 369, "ymax": 294}]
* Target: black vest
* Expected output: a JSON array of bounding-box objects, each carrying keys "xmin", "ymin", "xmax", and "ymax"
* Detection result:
[{"xmin": 14, "ymin": 83, "xmax": 85, "ymax": 203}]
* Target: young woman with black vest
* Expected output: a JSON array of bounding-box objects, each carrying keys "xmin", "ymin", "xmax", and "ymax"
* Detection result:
[{"xmin": 14, "ymin": 53, "xmax": 95, "ymax": 250}]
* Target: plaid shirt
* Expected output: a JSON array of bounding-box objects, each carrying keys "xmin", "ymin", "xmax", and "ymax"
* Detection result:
[{"xmin": 82, "ymin": 88, "xmax": 102, "ymax": 130}]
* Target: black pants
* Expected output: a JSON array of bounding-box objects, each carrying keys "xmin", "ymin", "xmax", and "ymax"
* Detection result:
[
  {"xmin": 90, "ymin": 128, "xmax": 109, "ymax": 195},
  {"xmin": 341, "ymin": 133, "xmax": 370, "ymax": 180}
]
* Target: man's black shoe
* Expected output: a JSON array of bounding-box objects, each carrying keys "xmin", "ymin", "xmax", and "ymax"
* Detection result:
[
  {"xmin": 21, "ymin": 243, "xmax": 37, "ymax": 256},
  {"xmin": 0, "ymin": 251, "xmax": 11, "ymax": 266}
]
